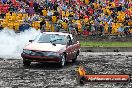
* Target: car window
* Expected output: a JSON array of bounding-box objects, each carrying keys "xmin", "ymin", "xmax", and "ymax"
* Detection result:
[
  {"xmin": 71, "ymin": 37, "xmax": 77, "ymax": 44},
  {"xmin": 35, "ymin": 34, "xmax": 67, "ymax": 45},
  {"xmin": 67, "ymin": 35, "xmax": 73, "ymax": 45},
  {"xmin": 67, "ymin": 35, "xmax": 71, "ymax": 41}
]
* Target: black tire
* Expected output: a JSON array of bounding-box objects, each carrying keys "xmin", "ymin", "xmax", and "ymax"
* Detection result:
[
  {"xmin": 58, "ymin": 54, "xmax": 66, "ymax": 67},
  {"xmin": 23, "ymin": 60, "xmax": 31, "ymax": 67},
  {"xmin": 72, "ymin": 53, "xmax": 78, "ymax": 63}
]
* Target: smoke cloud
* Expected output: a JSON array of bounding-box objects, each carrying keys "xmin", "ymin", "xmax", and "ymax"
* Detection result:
[{"xmin": 0, "ymin": 28, "xmax": 40, "ymax": 59}]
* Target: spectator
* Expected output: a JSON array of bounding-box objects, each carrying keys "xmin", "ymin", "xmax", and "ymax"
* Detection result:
[
  {"xmin": 33, "ymin": 1, "xmax": 39, "ymax": 13},
  {"xmin": 28, "ymin": 7, "xmax": 35, "ymax": 16},
  {"xmin": 118, "ymin": 24, "xmax": 124, "ymax": 36},
  {"xmin": 124, "ymin": 26, "xmax": 130, "ymax": 35},
  {"xmin": 0, "ymin": 0, "xmax": 131, "ymax": 36},
  {"xmin": 2, "ymin": 0, "xmax": 7, "ymax": 4},
  {"xmin": 40, "ymin": 19, "xmax": 46, "ymax": 32},
  {"xmin": 19, "ymin": 7, "xmax": 26, "ymax": 13},
  {"xmin": 47, "ymin": 8, "xmax": 53, "ymax": 17},
  {"xmin": 0, "ymin": 24, "xmax": 3, "ymax": 30},
  {"xmin": 62, "ymin": 3, "xmax": 67, "ymax": 11},
  {"xmin": 53, "ymin": 1, "xmax": 59, "ymax": 11}
]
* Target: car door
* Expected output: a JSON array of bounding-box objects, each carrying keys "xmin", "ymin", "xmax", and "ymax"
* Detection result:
[
  {"xmin": 70, "ymin": 36, "xmax": 78, "ymax": 59},
  {"xmin": 65, "ymin": 35, "xmax": 73, "ymax": 60}
]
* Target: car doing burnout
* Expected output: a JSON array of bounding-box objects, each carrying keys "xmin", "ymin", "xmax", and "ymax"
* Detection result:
[{"xmin": 21, "ymin": 32, "xmax": 80, "ymax": 67}]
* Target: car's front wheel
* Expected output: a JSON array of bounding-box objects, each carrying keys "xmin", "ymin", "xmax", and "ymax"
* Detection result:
[
  {"xmin": 58, "ymin": 54, "xmax": 66, "ymax": 67},
  {"xmin": 23, "ymin": 60, "xmax": 31, "ymax": 67},
  {"xmin": 72, "ymin": 53, "xmax": 78, "ymax": 63}
]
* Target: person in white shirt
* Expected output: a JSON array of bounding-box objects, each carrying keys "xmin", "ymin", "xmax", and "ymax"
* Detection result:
[
  {"xmin": 47, "ymin": 8, "xmax": 53, "ymax": 16},
  {"xmin": 19, "ymin": 7, "xmax": 26, "ymax": 14}
]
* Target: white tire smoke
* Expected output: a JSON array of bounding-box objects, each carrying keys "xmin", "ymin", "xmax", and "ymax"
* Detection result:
[{"xmin": 0, "ymin": 28, "xmax": 40, "ymax": 59}]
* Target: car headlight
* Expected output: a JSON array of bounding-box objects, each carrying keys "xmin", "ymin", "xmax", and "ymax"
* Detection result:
[
  {"xmin": 47, "ymin": 52, "xmax": 60, "ymax": 57},
  {"xmin": 23, "ymin": 49, "xmax": 32, "ymax": 54}
]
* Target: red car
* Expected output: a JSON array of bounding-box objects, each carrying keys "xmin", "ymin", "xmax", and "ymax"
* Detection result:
[{"xmin": 21, "ymin": 32, "xmax": 80, "ymax": 67}]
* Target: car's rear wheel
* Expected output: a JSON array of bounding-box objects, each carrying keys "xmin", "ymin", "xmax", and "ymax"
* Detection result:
[
  {"xmin": 72, "ymin": 50, "xmax": 79, "ymax": 63},
  {"xmin": 58, "ymin": 54, "xmax": 66, "ymax": 67},
  {"xmin": 23, "ymin": 60, "xmax": 31, "ymax": 67}
]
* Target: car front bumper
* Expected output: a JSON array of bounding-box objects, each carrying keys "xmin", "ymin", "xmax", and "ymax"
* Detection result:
[{"xmin": 21, "ymin": 53, "xmax": 61, "ymax": 62}]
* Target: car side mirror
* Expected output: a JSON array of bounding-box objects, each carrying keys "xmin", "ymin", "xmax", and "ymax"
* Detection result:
[{"xmin": 29, "ymin": 40, "xmax": 33, "ymax": 42}]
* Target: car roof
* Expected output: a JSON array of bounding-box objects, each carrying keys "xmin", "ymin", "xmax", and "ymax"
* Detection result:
[{"xmin": 42, "ymin": 32, "xmax": 72, "ymax": 36}]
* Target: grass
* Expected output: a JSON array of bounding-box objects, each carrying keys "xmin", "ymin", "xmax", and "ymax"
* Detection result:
[{"xmin": 80, "ymin": 41, "xmax": 132, "ymax": 47}]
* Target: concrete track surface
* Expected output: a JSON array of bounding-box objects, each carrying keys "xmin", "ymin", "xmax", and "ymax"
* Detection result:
[{"xmin": 0, "ymin": 52, "xmax": 132, "ymax": 88}]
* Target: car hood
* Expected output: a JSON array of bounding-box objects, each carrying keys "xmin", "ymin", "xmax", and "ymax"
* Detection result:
[{"xmin": 24, "ymin": 42, "xmax": 66, "ymax": 52}]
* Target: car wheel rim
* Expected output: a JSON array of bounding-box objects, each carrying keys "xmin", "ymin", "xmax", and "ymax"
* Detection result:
[{"xmin": 61, "ymin": 55, "xmax": 65, "ymax": 66}]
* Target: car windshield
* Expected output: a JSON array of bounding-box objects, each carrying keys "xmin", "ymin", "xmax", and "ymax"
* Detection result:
[{"xmin": 34, "ymin": 33, "xmax": 67, "ymax": 45}]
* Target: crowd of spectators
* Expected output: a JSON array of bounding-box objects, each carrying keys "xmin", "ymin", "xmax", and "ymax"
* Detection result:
[{"xmin": 0, "ymin": 0, "xmax": 131, "ymax": 36}]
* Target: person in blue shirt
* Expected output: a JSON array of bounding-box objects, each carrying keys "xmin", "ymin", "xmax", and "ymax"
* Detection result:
[
  {"xmin": 118, "ymin": 25, "xmax": 124, "ymax": 37},
  {"xmin": 62, "ymin": 3, "xmax": 67, "ymax": 11},
  {"xmin": 2, "ymin": 0, "xmax": 7, "ymax": 4}
]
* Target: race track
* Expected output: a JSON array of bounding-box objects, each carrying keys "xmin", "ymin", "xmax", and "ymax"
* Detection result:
[{"xmin": 0, "ymin": 52, "xmax": 132, "ymax": 88}]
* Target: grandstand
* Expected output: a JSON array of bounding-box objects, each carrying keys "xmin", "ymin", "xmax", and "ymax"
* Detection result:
[{"xmin": 0, "ymin": 0, "xmax": 131, "ymax": 36}]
